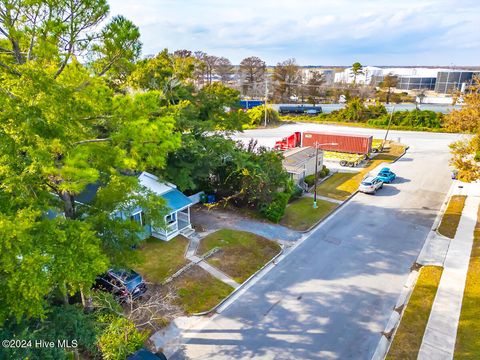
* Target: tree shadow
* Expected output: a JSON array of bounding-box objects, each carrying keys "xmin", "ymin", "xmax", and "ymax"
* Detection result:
[{"xmin": 169, "ymin": 198, "xmax": 445, "ymax": 360}]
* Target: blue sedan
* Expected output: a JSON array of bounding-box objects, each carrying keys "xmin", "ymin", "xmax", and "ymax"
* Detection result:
[{"xmin": 377, "ymin": 167, "xmax": 396, "ymax": 183}]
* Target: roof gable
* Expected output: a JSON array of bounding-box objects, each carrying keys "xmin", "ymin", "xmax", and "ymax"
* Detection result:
[{"xmin": 138, "ymin": 172, "xmax": 174, "ymax": 196}]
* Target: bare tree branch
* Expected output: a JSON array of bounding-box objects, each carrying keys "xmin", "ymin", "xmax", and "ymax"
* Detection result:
[{"xmin": 73, "ymin": 138, "xmax": 112, "ymax": 145}]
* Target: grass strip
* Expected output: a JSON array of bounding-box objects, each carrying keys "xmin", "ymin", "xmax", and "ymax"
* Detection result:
[
  {"xmin": 198, "ymin": 229, "xmax": 281, "ymax": 283},
  {"xmin": 454, "ymin": 206, "xmax": 480, "ymax": 359},
  {"xmin": 437, "ymin": 195, "xmax": 467, "ymax": 238},
  {"xmin": 387, "ymin": 266, "xmax": 443, "ymax": 360},
  {"xmin": 173, "ymin": 265, "xmax": 233, "ymax": 314},
  {"xmin": 131, "ymin": 236, "xmax": 189, "ymax": 283},
  {"xmin": 280, "ymin": 197, "xmax": 337, "ymax": 231}
]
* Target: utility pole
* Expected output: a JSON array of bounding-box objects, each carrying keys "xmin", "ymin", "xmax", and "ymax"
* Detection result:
[
  {"xmin": 312, "ymin": 142, "xmax": 337, "ymax": 208},
  {"xmin": 381, "ymin": 105, "xmax": 395, "ymax": 151},
  {"xmin": 264, "ymin": 76, "xmax": 268, "ymax": 127},
  {"xmin": 313, "ymin": 142, "xmax": 319, "ymax": 209}
]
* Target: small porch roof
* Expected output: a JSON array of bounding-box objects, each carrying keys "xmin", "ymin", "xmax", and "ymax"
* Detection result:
[{"xmin": 162, "ymin": 189, "xmax": 193, "ymax": 212}]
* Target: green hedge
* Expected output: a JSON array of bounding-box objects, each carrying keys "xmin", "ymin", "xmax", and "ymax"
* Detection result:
[
  {"xmin": 261, "ymin": 192, "xmax": 291, "ymax": 223},
  {"xmin": 368, "ymin": 109, "xmax": 443, "ymax": 128},
  {"xmin": 304, "ymin": 166, "xmax": 330, "ymax": 187}
]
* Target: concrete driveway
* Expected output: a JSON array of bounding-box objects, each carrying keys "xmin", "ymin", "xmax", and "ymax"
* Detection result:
[
  {"xmin": 191, "ymin": 207, "xmax": 301, "ymax": 244},
  {"xmin": 168, "ymin": 126, "xmax": 462, "ymax": 360}
]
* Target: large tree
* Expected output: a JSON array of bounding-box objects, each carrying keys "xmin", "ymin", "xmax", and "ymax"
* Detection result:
[
  {"xmin": 351, "ymin": 61, "xmax": 363, "ymax": 84},
  {"xmin": 0, "ymin": 0, "xmax": 178, "ymax": 322},
  {"xmin": 306, "ymin": 70, "xmax": 325, "ymax": 104},
  {"xmin": 447, "ymin": 76, "xmax": 480, "ymax": 181},
  {"xmin": 380, "ymin": 74, "xmax": 399, "ymax": 104},
  {"xmin": 238, "ymin": 56, "xmax": 266, "ymax": 97},
  {"xmin": 214, "ymin": 56, "xmax": 234, "ymax": 84},
  {"xmin": 273, "ymin": 58, "xmax": 301, "ymax": 102}
]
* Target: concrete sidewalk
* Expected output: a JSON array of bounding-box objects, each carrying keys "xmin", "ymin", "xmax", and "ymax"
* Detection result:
[
  {"xmin": 418, "ymin": 187, "xmax": 480, "ymax": 359},
  {"xmin": 302, "ymin": 192, "xmax": 343, "ymax": 204},
  {"xmin": 184, "ymin": 231, "xmax": 240, "ymax": 289}
]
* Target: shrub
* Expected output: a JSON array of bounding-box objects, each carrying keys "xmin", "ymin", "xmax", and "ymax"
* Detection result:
[
  {"xmin": 261, "ymin": 192, "xmax": 291, "ymax": 223},
  {"xmin": 320, "ymin": 165, "xmax": 330, "ymax": 177},
  {"xmin": 304, "ymin": 166, "xmax": 330, "ymax": 186},
  {"xmin": 246, "ymin": 106, "xmax": 280, "ymax": 127},
  {"xmin": 290, "ymin": 185, "xmax": 304, "ymax": 200},
  {"xmin": 304, "ymin": 174, "xmax": 315, "ymax": 187},
  {"xmin": 97, "ymin": 316, "xmax": 148, "ymax": 360},
  {"xmin": 368, "ymin": 109, "xmax": 443, "ymax": 128}
]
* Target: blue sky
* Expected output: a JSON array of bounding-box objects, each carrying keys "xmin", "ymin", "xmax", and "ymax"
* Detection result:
[{"xmin": 108, "ymin": 0, "xmax": 480, "ymax": 66}]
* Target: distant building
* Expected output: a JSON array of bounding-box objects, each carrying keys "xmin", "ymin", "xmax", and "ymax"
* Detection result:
[
  {"xmin": 434, "ymin": 71, "xmax": 480, "ymax": 94},
  {"xmin": 334, "ymin": 66, "xmax": 383, "ymax": 84},
  {"xmin": 371, "ymin": 75, "xmax": 437, "ymax": 91},
  {"xmin": 282, "ymin": 147, "xmax": 322, "ymax": 187},
  {"xmin": 337, "ymin": 66, "xmax": 478, "ymax": 94},
  {"xmin": 300, "ymin": 68, "xmax": 336, "ymax": 85}
]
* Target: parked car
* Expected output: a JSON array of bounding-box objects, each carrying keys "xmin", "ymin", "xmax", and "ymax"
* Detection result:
[
  {"xmin": 127, "ymin": 348, "xmax": 167, "ymax": 360},
  {"xmin": 95, "ymin": 269, "xmax": 147, "ymax": 302},
  {"xmin": 377, "ymin": 167, "xmax": 396, "ymax": 183},
  {"xmin": 359, "ymin": 176, "xmax": 383, "ymax": 194}
]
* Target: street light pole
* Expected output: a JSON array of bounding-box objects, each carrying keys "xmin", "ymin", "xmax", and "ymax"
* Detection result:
[
  {"xmin": 264, "ymin": 77, "xmax": 268, "ymax": 127},
  {"xmin": 313, "ymin": 142, "xmax": 338, "ymax": 208},
  {"xmin": 313, "ymin": 142, "xmax": 319, "ymax": 208},
  {"xmin": 381, "ymin": 105, "xmax": 395, "ymax": 151}
]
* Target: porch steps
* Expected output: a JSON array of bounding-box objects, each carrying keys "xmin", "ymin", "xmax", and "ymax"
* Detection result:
[{"xmin": 180, "ymin": 227, "xmax": 195, "ymax": 238}]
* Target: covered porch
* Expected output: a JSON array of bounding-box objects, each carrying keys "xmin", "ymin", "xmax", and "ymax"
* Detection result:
[{"xmin": 152, "ymin": 206, "xmax": 192, "ymax": 241}]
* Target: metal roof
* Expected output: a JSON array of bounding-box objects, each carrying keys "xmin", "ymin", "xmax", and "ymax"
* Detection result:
[
  {"xmin": 282, "ymin": 147, "xmax": 317, "ymax": 174},
  {"xmin": 75, "ymin": 182, "xmax": 101, "ymax": 205},
  {"xmin": 161, "ymin": 189, "xmax": 193, "ymax": 211},
  {"xmin": 75, "ymin": 172, "xmax": 191, "ymax": 212}
]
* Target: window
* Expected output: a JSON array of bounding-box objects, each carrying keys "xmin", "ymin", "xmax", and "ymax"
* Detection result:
[
  {"xmin": 165, "ymin": 212, "xmax": 176, "ymax": 224},
  {"xmin": 130, "ymin": 211, "xmax": 143, "ymax": 226}
]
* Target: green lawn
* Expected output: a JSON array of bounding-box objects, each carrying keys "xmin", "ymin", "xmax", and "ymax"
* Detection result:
[
  {"xmin": 280, "ymin": 197, "xmax": 337, "ymax": 231},
  {"xmin": 437, "ymin": 195, "xmax": 467, "ymax": 238},
  {"xmin": 198, "ymin": 229, "xmax": 281, "ymax": 283},
  {"xmin": 314, "ymin": 172, "xmax": 357, "ymax": 200},
  {"xmin": 173, "ymin": 265, "xmax": 233, "ymax": 314},
  {"xmin": 454, "ymin": 207, "xmax": 480, "ymax": 359},
  {"xmin": 130, "ymin": 236, "xmax": 189, "ymax": 284},
  {"xmin": 315, "ymin": 145, "xmax": 406, "ymax": 201},
  {"xmin": 387, "ymin": 266, "xmax": 443, "ymax": 360}
]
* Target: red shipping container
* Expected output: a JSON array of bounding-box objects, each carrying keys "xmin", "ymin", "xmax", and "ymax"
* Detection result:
[{"xmin": 301, "ymin": 132, "xmax": 372, "ymax": 154}]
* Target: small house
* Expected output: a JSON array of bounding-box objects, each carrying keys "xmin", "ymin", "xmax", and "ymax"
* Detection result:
[
  {"xmin": 136, "ymin": 172, "xmax": 193, "ymax": 240},
  {"xmin": 282, "ymin": 147, "xmax": 322, "ymax": 188},
  {"xmin": 76, "ymin": 172, "xmax": 193, "ymax": 241}
]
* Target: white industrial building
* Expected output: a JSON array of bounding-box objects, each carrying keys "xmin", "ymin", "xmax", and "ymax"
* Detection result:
[{"xmin": 334, "ymin": 66, "xmax": 479, "ymax": 93}]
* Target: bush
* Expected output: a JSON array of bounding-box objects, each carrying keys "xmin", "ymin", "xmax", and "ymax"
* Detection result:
[
  {"xmin": 97, "ymin": 315, "xmax": 148, "ymax": 360},
  {"xmin": 368, "ymin": 109, "xmax": 443, "ymax": 129},
  {"xmin": 246, "ymin": 106, "xmax": 280, "ymax": 127},
  {"xmin": 290, "ymin": 185, "xmax": 304, "ymax": 200},
  {"xmin": 261, "ymin": 192, "xmax": 291, "ymax": 223},
  {"xmin": 304, "ymin": 166, "xmax": 330, "ymax": 186}
]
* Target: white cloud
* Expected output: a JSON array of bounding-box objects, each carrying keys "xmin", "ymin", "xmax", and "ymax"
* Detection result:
[{"xmin": 107, "ymin": 0, "xmax": 480, "ymax": 65}]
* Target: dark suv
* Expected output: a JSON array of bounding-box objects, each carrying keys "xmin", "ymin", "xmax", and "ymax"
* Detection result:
[{"xmin": 95, "ymin": 269, "xmax": 147, "ymax": 302}]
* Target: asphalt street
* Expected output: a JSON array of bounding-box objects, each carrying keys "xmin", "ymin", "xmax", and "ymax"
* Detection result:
[{"xmin": 171, "ymin": 124, "xmax": 463, "ymax": 360}]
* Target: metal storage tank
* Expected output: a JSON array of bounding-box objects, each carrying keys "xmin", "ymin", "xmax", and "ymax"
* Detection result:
[{"xmin": 301, "ymin": 132, "xmax": 373, "ymax": 154}]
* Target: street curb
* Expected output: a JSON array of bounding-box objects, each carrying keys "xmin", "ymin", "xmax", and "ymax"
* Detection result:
[
  {"xmin": 390, "ymin": 145, "xmax": 409, "ymax": 163},
  {"xmin": 371, "ymin": 270, "xmax": 420, "ymax": 360},
  {"xmin": 372, "ymin": 178, "xmax": 457, "ymax": 360},
  {"xmin": 191, "ymin": 244, "xmax": 285, "ymax": 316},
  {"xmin": 300, "ymin": 190, "xmax": 359, "ymax": 233},
  {"xmin": 416, "ymin": 180, "xmax": 457, "ymax": 264}
]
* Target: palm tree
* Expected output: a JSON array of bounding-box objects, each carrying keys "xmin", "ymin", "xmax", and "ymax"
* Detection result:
[{"xmin": 352, "ymin": 62, "xmax": 363, "ymax": 84}]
